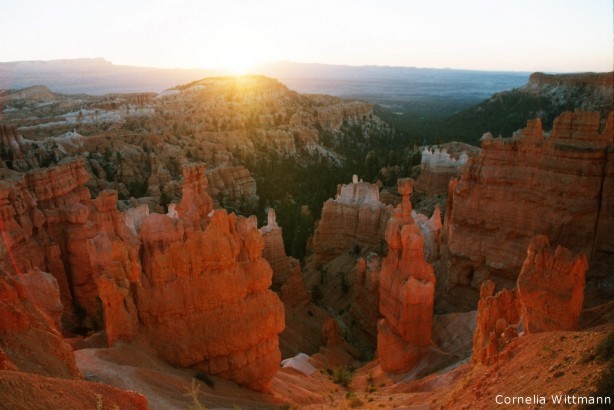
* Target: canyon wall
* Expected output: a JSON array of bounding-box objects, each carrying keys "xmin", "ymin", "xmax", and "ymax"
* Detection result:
[{"xmin": 444, "ymin": 111, "xmax": 613, "ymax": 308}]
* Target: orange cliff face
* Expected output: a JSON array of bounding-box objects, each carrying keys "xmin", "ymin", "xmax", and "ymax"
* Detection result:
[
  {"xmin": 0, "ymin": 270, "xmax": 79, "ymax": 378},
  {"xmin": 378, "ymin": 178, "xmax": 436, "ymax": 372},
  {"xmin": 137, "ymin": 208, "xmax": 285, "ymax": 392},
  {"xmin": 135, "ymin": 164, "xmax": 285, "ymax": 393},
  {"xmin": 472, "ymin": 235, "xmax": 589, "ymax": 365},
  {"xmin": 517, "ymin": 235, "xmax": 588, "ymax": 333},
  {"xmin": 0, "ymin": 160, "xmax": 285, "ymax": 392},
  {"xmin": 444, "ymin": 111, "xmax": 614, "ymax": 310}
]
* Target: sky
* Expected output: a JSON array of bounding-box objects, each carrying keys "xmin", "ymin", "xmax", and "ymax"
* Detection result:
[{"xmin": 1, "ymin": 0, "xmax": 612, "ymax": 72}]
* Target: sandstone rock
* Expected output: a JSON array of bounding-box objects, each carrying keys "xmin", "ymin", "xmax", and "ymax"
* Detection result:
[
  {"xmin": 260, "ymin": 208, "xmax": 293, "ymax": 288},
  {"xmin": 413, "ymin": 206, "xmax": 443, "ymax": 262},
  {"xmin": 415, "ymin": 143, "xmax": 479, "ymax": 196},
  {"xmin": 595, "ymin": 112, "xmax": 614, "ymax": 253},
  {"xmin": 175, "ymin": 163, "xmax": 213, "ymax": 231},
  {"xmin": 517, "ymin": 235, "xmax": 588, "ymax": 333},
  {"xmin": 351, "ymin": 253, "xmax": 381, "ymax": 342},
  {"xmin": 0, "ymin": 371, "xmax": 150, "ymax": 410},
  {"xmin": 0, "ymin": 161, "xmax": 150, "ymax": 348},
  {"xmin": 472, "ymin": 280, "xmax": 520, "ymax": 365},
  {"xmin": 13, "ymin": 268, "xmax": 63, "ymax": 329},
  {"xmin": 322, "ymin": 318, "xmax": 343, "ymax": 347},
  {"xmin": 62, "ymin": 189, "xmax": 141, "ymax": 338},
  {"xmin": 312, "ymin": 176, "xmax": 391, "ymax": 266},
  {"xmin": 124, "ymin": 203, "xmax": 150, "ymax": 235},
  {"xmin": 315, "ymin": 100, "xmax": 373, "ymax": 131},
  {"xmin": 146, "ymin": 153, "xmax": 172, "ymax": 197},
  {"xmin": 206, "ymin": 165, "xmax": 258, "ymax": 209},
  {"xmin": 0, "ymin": 124, "xmax": 35, "ymax": 170},
  {"xmin": 280, "ymin": 260, "xmax": 311, "ymax": 308},
  {"xmin": 137, "ymin": 207, "xmax": 285, "ymax": 392},
  {"xmin": 444, "ymin": 111, "xmax": 613, "ymax": 309},
  {"xmin": 0, "ymin": 271, "xmax": 80, "ymax": 378},
  {"xmin": 378, "ymin": 178, "xmax": 436, "ymax": 373}
]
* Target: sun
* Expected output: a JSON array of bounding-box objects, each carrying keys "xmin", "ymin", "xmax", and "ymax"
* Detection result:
[{"xmin": 221, "ymin": 53, "xmax": 254, "ymax": 75}]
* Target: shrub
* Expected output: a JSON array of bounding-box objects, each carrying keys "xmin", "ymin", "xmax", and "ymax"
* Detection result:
[{"xmin": 330, "ymin": 367, "xmax": 353, "ymax": 387}]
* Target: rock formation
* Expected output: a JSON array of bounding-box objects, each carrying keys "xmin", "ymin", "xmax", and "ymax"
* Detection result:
[
  {"xmin": 595, "ymin": 112, "xmax": 614, "ymax": 253},
  {"xmin": 206, "ymin": 165, "xmax": 258, "ymax": 209},
  {"xmin": 415, "ymin": 145, "xmax": 471, "ymax": 196},
  {"xmin": 13, "ymin": 268, "xmax": 63, "ymax": 329},
  {"xmin": 315, "ymin": 99, "xmax": 373, "ymax": 131},
  {"xmin": 412, "ymin": 206, "xmax": 443, "ymax": 262},
  {"xmin": 378, "ymin": 178, "xmax": 436, "ymax": 372},
  {"xmin": 351, "ymin": 253, "xmax": 382, "ymax": 342},
  {"xmin": 136, "ymin": 165, "xmax": 284, "ymax": 392},
  {"xmin": 137, "ymin": 211, "xmax": 285, "ymax": 392},
  {"xmin": 522, "ymin": 72, "xmax": 613, "ymax": 113},
  {"xmin": 260, "ymin": 208, "xmax": 293, "ymax": 288},
  {"xmin": 312, "ymin": 175, "xmax": 391, "ymax": 266},
  {"xmin": 517, "ymin": 235, "xmax": 588, "ymax": 333},
  {"xmin": 445, "ymin": 111, "xmax": 614, "ymax": 308},
  {"xmin": 472, "ymin": 280, "xmax": 520, "ymax": 365},
  {"xmin": 280, "ymin": 261, "xmax": 311, "ymax": 308},
  {"xmin": 0, "ymin": 270, "xmax": 80, "ymax": 378},
  {"xmin": 473, "ymin": 235, "xmax": 589, "ymax": 364},
  {"xmin": 0, "ymin": 159, "xmax": 142, "ymax": 337},
  {"xmin": 259, "ymin": 207, "xmax": 310, "ymax": 306},
  {"xmin": 0, "ymin": 159, "xmax": 285, "ymax": 392},
  {"xmin": 0, "ymin": 124, "xmax": 44, "ymax": 172}
]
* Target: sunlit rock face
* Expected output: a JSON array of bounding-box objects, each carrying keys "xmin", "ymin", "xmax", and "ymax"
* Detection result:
[
  {"xmin": 472, "ymin": 235, "xmax": 589, "ymax": 365},
  {"xmin": 444, "ymin": 111, "xmax": 614, "ymax": 309},
  {"xmin": 137, "ymin": 209, "xmax": 285, "ymax": 392},
  {"xmin": 0, "ymin": 160, "xmax": 285, "ymax": 392},
  {"xmin": 472, "ymin": 280, "xmax": 520, "ymax": 365},
  {"xmin": 377, "ymin": 178, "xmax": 436, "ymax": 373},
  {"xmin": 0, "ymin": 158, "xmax": 140, "ymax": 337},
  {"xmin": 517, "ymin": 235, "xmax": 588, "ymax": 334},
  {"xmin": 136, "ymin": 165, "xmax": 285, "ymax": 393}
]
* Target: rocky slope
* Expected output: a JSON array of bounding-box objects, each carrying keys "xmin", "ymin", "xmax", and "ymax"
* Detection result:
[{"xmin": 443, "ymin": 110, "xmax": 614, "ymax": 309}]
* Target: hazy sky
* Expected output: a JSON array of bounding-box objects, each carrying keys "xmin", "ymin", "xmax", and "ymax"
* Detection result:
[{"xmin": 2, "ymin": 0, "xmax": 612, "ymax": 72}]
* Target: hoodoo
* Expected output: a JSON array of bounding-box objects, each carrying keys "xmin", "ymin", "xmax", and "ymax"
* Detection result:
[{"xmin": 378, "ymin": 178, "xmax": 436, "ymax": 372}]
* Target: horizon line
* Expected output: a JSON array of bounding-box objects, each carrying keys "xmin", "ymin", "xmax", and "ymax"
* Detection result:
[{"xmin": 3, "ymin": 56, "xmax": 608, "ymax": 75}]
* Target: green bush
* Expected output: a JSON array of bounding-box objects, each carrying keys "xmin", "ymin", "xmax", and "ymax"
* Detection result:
[{"xmin": 330, "ymin": 367, "xmax": 353, "ymax": 387}]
